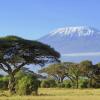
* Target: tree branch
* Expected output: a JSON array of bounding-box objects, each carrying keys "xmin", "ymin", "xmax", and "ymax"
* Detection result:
[
  {"xmin": 2, "ymin": 62, "xmax": 12, "ymax": 73},
  {"xmin": 12, "ymin": 62, "xmax": 27, "ymax": 75},
  {"xmin": 0, "ymin": 63, "xmax": 9, "ymax": 73}
]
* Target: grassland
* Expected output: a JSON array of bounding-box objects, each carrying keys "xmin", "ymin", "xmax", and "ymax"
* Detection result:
[{"xmin": 0, "ymin": 88, "xmax": 100, "ymax": 100}]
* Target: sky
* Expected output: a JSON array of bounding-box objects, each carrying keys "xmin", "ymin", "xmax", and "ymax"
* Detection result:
[
  {"xmin": 0, "ymin": 0, "xmax": 100, "ymax": 74},
  {"xmin": 0, "ymin": 0, "xmax": 100, "ymax": 40}
]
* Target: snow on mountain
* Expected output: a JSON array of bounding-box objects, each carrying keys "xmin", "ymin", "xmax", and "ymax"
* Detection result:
[
  {"xmin": 49, "ymin": 26, "xmax": 100, "ymax": 37},
  {"xmin": 39, "ymin": 26, "xmax": 100, "ymax": 54},
  {"xmin": 39, "ymin": 26, "xmax": 100, "ymax": 63}
]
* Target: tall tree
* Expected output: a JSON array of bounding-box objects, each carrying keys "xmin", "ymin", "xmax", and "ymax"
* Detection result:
[{"xmin": 0, "ymin": 36, "xmax": 60, "ymax": 94}]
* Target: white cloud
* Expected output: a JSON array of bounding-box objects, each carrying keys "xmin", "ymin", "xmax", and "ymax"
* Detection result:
[{"xmin": 62, "ymin": 52, "xmax": 100, "ymax": 57}]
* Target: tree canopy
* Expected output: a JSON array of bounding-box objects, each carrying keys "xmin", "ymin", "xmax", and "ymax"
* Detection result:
[
  {"xmin": 39, "ymin": 61, "xmax": 100, "ymax": 88},
  {"xmin": 0, "ymin": 35, "xmax": 60, "ymax": 94}
]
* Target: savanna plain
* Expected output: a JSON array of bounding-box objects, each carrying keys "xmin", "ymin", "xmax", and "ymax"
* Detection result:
[{"xmin": 0, "ymin": 88, "xmax": 100, "ymax": 100}]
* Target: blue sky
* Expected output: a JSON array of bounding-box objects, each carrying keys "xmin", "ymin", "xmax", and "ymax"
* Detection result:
[{"xmin": 0, "ymin": 0, "xmax": 100, "ymax": 40}]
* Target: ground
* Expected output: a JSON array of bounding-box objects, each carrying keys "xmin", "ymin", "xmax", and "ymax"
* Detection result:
[{"xmin": 0, "ymin": 88, "xmax": 100, "ymax": 100}]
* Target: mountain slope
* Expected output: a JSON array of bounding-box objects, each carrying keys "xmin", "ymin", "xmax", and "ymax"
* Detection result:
[{"xmin": 39, "ymin": 26, "xmax": 100, "ymax": 54}]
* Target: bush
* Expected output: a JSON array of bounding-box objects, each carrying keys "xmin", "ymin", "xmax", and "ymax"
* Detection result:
[
  {"xmin": 57, "ymin": 83, "xmax": 65, "ymax": 88},
  {"xmin": 57, "ymin": 80, "xmax": 72, "ymax": 88},
  {"xmin": 16, "ymin": 75, "xmax": 39, "ymax": 95},
  {"xmin": 63, "ymin": 81, "xmax": 72, "ymax": 88},
  {"xmin": 0, "ymin": 76, "xmax": 9, "ymax": 90},
  {"xmin": 91, "ymin": 79, "xmax": 100, "ymax": 88},
  {"xmin": 15, "ymin": 71, "xmax": 26, "ymax": 80},
  {"xmin": 79, "ymin": 79, "xmax": 89, "ymax": 88},
  {"xmin": 41, "ymin": 79, "xmax": 56, "ymax": 88}
]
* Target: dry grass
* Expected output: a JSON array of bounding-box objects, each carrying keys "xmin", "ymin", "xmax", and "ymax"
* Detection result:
[{"xmin": 0, "ymin": 88, "xmax": 100, "ymax": 100}]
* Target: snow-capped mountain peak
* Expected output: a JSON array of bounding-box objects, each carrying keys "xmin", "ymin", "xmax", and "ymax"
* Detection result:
[
  {"xmin": 39, "ymin": 26, "xmax": 100, "ymax": 63},
  {"xmin": 49, "ymin": 26, "xmax": 100, "ymax": 37}
]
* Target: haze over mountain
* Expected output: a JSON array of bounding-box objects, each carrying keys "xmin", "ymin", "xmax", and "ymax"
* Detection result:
[{"xmin": 39, "ymin": 26, "xmax": 100, "ymax": 63}]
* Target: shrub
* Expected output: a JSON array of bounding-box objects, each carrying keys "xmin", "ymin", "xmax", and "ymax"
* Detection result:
[
  {"xmin": 57, "ymin": 83, "xmax": 65, "ymax": 88},
  {"xmin": 0, "ymin": 76, "xmax": 9, "ymax": 90},
  {"xmin": 63, "ymin": 81, "xmax": 72, "ymax": 88},
  {"xmin": 15, "ymin": 71, "xmax": 26, "ymax": 80},
  {"xmin": 41, "ymin": 79, "xmax": 56, "ymax": 88},
  {"xmin": 16, "ymin": 75, "xmax": 39, "ymax": 95},
  {"xmin": 79, "ymin": 79, "xmax": 88, "ymax": 88},
  {"xmin": 57, "ymin": 80, "xmax": 72, "ymax": 88},
  {"xmin": 91, "ymin": 79, "xmax": 100, "ymax": 88},
  {"xmin": 41, "ymin": 80, "xmax": 49, "ymax": 88}
]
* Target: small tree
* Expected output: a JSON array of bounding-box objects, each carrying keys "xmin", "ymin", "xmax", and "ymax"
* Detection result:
[
  {"xmin": 79, "ymin": 60, "xmax": 93, "ymax": 87},
  {"xmin": 16, "ymin": 75, "xmax": 39, "ymax": 95},
  {"xmin": 39, "ymin": 63, "xmax": 67, "ymax": 83},
  {"xmin": 91, "ymin": 63, "xmax": 100, "ymax": 88},
  {"xmin": 41, "ymin": 79, "xmax": 56, "ymax": 88},
  {"xmin": 66, "ymin": 63, "xmax": 82, "ymax": 88}
]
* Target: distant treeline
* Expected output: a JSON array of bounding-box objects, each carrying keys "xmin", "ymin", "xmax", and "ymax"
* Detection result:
[{"xmin": 39, "ymin": 60, "xmax": 100, "ymax": 89}]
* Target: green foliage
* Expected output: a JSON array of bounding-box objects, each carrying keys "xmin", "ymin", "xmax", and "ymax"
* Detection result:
[
  {"xmin": 66, "ymin": 63, "xmax": 82, "ymax": 88},
  {"xmin": 0, "ymin": 35, "xmax": 60, "ymax": 94},
  {"xmin": 40, "ymin": 61, "xmax": 99, "ymax": 89},
  {"xmin": 0, "ymin": 35, "xmax": 60, "ymax": 65},
  {"xmin": 39, "ymin": 62, "xmax": 70, "ymax": 83},
  {"xmin": 0, "ymin": 76, "xmax": 9, "ymax": 90},
  {"xmin": 41, "ymin": 79, "xmax": 56, "ymax": 88},
  {"xmin": 41, "ymin": 80, "xmax": 50, "ymax": 88},
  {"xmin": 57, "ymin": 80, "xmax": 72, "ymax": 88},
  {"xmin": 39, "ymin": 61, "xmax": 100, "ymax": 89},
  {"xmin": 16, "ymin": 75, "xmax": 39, "ymax": 95},
  {"xmin": 79, "ymin": 79, "xmax": 89, "ymax": 88},
  {"xmin": 79, "ymin": 60, "xmax": 93, "ymax": 76},
  {"xmin": 63, "ymin": 80, "xmax": 72, "ymax": 88},
  {"xmin": 15, "ymin": 70, "xmax": 26, "ymax": 80},
  {"xmin": 57, "ymin": 83, "xmax": 65, "ymax": 88},
  {"xmin": 96, "ymin": 63, "xmax": 100, "ymax": 68}
]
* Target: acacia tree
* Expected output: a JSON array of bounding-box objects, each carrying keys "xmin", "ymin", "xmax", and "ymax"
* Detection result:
[
  {"xmin": 90, "ymin": 63, "xmax": 100, "ymax": 88},
  {"xmin": 79, "ymin": 60, "xmax": 93, "ymax": 87},
  {"xmin": 0, "ymin": 36, "xmax": 60, "ymax": 94},
  {"xmin": 39, "ymin": 63, "xmax": 68, "ymax": 83},
  {"xmin": 65, "ymin": 63, "xmax": 82, "ymax": 88}
]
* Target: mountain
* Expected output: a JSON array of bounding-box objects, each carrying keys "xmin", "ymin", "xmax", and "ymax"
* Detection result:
[{"xmin": 39, "ymin": 26, "xmax": 100, "ymax": 63}]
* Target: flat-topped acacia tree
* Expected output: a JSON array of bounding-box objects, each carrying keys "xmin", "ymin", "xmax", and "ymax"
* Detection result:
[
  {"xmin": 39, "ymin": 63, "xmax": 68, "ymax": 83},
  {"xmin": 0, "ymin": 36, "xmax": 60, "ymax": 94}
]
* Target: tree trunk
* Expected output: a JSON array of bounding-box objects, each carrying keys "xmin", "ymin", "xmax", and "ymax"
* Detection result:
[
  {"xmin": 67, "ymin": 76, "xmax": 75, "ymax": 88},
  {"xmin": 61, "ymin": 77, "xmax": 64, "ymax": 83},
  {"xmin": 35, "ymin": 89, "xmax": 38, "ymax": 95},
  {"xmin": 8, "ymin": 63, "xmax": 26, "ymax": 94},
  {"xmin": 76, "ymin": 76, "xmax": 79, "ymax": 89},
  {"xmin": 58, "ymin": 77, "xmax": 61, "ymax": 83},
  {"xmin": 8, "ymin": 74, "xmax": 16, "ymax": 94},
  {"xmin": 89, "ymin": 77, "xmax": 92, "ymax": 88}
]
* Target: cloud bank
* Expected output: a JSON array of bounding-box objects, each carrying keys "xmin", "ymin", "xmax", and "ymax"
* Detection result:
[{"xmin": 62, "ymin": 52, "xmax": 100, "ymax": 57}]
